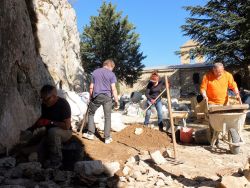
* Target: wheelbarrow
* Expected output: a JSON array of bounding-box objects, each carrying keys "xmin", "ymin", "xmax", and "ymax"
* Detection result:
[{"xmin": 207, "ymin": 103, "xmax": 249, "ymax": 154}]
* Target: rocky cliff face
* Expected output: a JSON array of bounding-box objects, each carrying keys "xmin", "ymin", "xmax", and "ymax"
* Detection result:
[
  {"xmin": 34, "ymin": 0, "xmax": 85, "ymax": 91},
  {"xmin": 0, "ymin": 0, "xmax": 85, "ymax": 149}
]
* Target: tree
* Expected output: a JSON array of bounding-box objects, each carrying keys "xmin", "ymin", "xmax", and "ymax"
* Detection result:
[
  {"xmin": 180, "ymin": 0, "xmax": 250, "ymax": 86},
  {"xmin": 80, "ymin": 2, "xmax": 145, "ymax": 86}
]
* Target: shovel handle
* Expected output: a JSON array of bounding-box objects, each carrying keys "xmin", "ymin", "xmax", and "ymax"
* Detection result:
[{"xmin": 143, "ymin": 88, "xmax": 166, "ymax": 113}]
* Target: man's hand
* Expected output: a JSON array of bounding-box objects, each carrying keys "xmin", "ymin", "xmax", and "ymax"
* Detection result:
[
  {"xmin": 203, "ymin": 95, "xmax": 208, "ymax": 102},
  {"xmin": 235, "ymin": 92, "xmax": 242, "ymax": 104},
  {"xmin": 201, "ymin": 92, "xmax": 208, "ymax": 102},
  {"xmin": 114, "ymin": 101, "xmax": 119, "ymax": 110},
  {"xmin": 150, "ymin": 99, "xmax": 156, "ymax": 104}
]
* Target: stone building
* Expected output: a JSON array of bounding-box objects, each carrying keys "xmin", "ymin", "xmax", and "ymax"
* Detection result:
[
  {"xmin": 119, "ymin": 40, "xmax": 209, "ymax": 98},
  {"xmin": 119, "ymin": 64, "xmax": 212, "ymax": 98}
]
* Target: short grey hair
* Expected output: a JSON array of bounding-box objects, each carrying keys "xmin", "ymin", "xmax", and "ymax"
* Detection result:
[{"xmin": 213, "ymin": 62, "xmax": 224, "ymax": 68}]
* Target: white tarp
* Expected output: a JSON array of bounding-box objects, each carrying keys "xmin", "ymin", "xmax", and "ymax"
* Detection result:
[
  {"xmin": 94, "ymin": 107, "xmax": 126, "ymax": 132},
  {"xmin": 57, "ymin": 89, "xmax": 89, "ymax": 130}
]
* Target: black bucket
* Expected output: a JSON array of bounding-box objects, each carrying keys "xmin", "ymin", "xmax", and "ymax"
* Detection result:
[{"xmin": 194, "ymin": 128, "xmax": 211, "ymax": 145}]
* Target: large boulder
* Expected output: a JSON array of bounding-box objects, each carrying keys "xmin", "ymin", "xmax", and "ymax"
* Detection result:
[
  {"xmin": 0, "ymin": 0, "xmax": 86, "ymax": 149},
  {"xmin": 0, "ymin": 0, "xmax": 53, "ymax": 149},
  {"xmin": 33, "ymin": 0, "xmax": 86, "ymax": 91}
]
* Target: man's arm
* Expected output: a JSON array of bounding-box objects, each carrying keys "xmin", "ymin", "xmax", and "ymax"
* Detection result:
[
  {"xmin": 227, "ymin": 73, "xmax": 240, "ymax": 98},
  {"xmin": 111, "ymin": 83, "xmax": 119, "ymax": 108},
  {"xmin": 200, "ymin": 75, "xmax": 208, "ymax": 101}
]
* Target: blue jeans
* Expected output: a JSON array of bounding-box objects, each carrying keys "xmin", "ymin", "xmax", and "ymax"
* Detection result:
[{"xmin": 144, "ymin": 99, "xmax": 163, "ymax": 128}]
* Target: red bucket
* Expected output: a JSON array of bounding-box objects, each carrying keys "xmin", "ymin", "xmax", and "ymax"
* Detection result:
[{"xmin": 180, "ymin": 127, "xmax": 193, "ymax": 143}]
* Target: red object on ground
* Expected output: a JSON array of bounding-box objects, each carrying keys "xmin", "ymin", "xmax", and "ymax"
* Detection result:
[{"xmin": 180, "ymin": 127, "xmax": 193, "ymax": 143}]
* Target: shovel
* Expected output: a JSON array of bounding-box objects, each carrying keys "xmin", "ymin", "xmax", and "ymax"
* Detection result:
[{"xmin": 143, "ymin": 88, "xmax": 166, "ymax": 114}]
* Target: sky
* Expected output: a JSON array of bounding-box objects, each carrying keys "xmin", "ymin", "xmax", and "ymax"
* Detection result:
[{"xmin": 72, "ymin": 0, "xmax": 205, "ymax": 68}]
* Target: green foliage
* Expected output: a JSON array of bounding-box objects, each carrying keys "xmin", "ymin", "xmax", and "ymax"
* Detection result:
[
  {"xmin": 180, "ymin": 0, "xmax": 250, "ymax": 65},
  {"xmin": 80, "ymin": 2, "xmax": 146, "ymax": 85}
]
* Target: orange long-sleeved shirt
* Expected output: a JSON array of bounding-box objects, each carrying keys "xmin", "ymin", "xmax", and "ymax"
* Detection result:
[{"xmin": 200, "ymin": 71, "xmax": 238, "ymax": 105}]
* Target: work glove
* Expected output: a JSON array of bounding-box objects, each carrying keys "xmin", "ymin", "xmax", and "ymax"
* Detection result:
[{"xmin": 36, "ymin": 118, "xmax": 51, "ymax": 127}]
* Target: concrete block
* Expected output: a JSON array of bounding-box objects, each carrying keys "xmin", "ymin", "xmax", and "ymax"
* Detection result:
[
  {"xmin": 103, "ymin": 162, "xmax": 120, "ymax": 176},
  {"xmin": 150, "ymin": 150, "xmax": 166, "ymax": 165}
]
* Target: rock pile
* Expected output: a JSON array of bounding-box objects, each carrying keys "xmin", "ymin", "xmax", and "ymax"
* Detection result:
[{"xmin": 111, "ymin": 152, "xmax": 183, "ymax": 188}]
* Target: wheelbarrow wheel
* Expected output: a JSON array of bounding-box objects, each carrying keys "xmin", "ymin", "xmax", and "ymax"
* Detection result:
[{"xmin": 228, "ymin": 128, "xmax": 240, "ymax": 154}]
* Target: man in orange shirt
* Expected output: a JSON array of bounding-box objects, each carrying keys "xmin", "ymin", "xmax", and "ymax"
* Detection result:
[{"xmin": 200, "ymin": 63, "xmax": 240, "ymax": 105}]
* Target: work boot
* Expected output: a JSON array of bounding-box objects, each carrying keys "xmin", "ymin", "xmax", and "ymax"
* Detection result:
[{"xmin": 158, "ymin": 122, "xmax": 164, "ymax": 132}]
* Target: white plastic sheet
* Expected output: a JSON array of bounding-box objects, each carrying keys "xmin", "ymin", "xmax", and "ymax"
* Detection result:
[{"xmin": 57, "ymin": 89, "xmax": 89, "ymax": 130}]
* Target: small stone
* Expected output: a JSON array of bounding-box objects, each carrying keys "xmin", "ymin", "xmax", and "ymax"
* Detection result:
[
  {"xmin": 218, "ymin": 175, "xmax": 249, "ymax": 188},
  {"xmin": 155, "ymin": 179, "xmax": 165, "ymax": 186},
  {"xmin": 150, "ymin": 150, "xmax": 166, "ymax": 165},
  {"xmin": 164, "ymin": 176, "xmax": 174, "ymax": 185},
  {"xmin": 139, "ymin": 154, "xmax": 151, "ymax": 161},
  {"xmin": 0, "ymin": 176, "xmax": 4, "ymax": 184},
  {"xmin": 103, "ymin": 162, "xmax": 120, "ymax": 176},
  {"xmin": 74, "ymin": 160, "xmax": 104, "ymax": 176},
  {"xmin": 119, "ymin": 176, "xmax": 127, "ymax": 182},
  {"xmin": 138, "ymin": 160, "xmax": 149, "ymax": 167},
  {"xmin": 117, "ymin": 181, "xmax": 126, "ymax": 188},
  {"xmin": 132, "ymin": 171, "xmax": 142, "ymax": 179},
  {"xmin": 243, "ymin": 169, "xmax": 250, "ymax": 181},
  {"xmin": 0, "ymin": 157, "xmax": 16, "ymax": 168},
  {"xmin": 122, "ymin": 166, "xmax": 131, "ymax": 176},
  {"xmin": 127, "ymin": 177, "xmax": 135, "ymax": 182},
  {"xmin": 139, "ymin": 150, "xmax": 149, "ymax": 155},
  {"xmin": 126, "ymin": 155, "xmax": 139, "ymax": 165},
  {"xmin": 135, "ymin": 128, "xmax": 143, "ymax": 135},
  {"xmin": 28, "ymin": 152, "xmax": 38, "ymax": 162},
  {"xmin": 17, "ymin": 162, "xmax": 41, "ymax": 170},
  {"xmin": 5, "ymin": 167, "xmax": 23, "ymax": 178},
  {"xmin": 99, "ymin": 182, "xmax": 107, "ymax": 187},
  {"xmin": 147, "ymin": 168, "xmax": 158, "ymax": 177},
  {"xmin": 136, "ymin": 175, "xmax": 147, "ymax": 182},
  {"xmin": 162, "ymin": 148, "xmax": 172, "ymax": 158}
]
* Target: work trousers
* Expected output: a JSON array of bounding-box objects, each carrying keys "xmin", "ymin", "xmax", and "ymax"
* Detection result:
[
  {"xmin": 87, "ymin": 94, "xmax": 112, "ymax": 139},
  {"xmin": 38, "ymin": 127, "xmax": 72, "ymax": 163}
]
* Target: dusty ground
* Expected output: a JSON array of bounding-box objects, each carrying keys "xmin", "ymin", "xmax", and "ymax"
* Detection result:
[
  {"xmin": 76, "ymin": 114, "xmax": 250, "ymax": 183},
  {"xmin": 79, "ymin": 124, "xmax": 171, "ymax": 163}
]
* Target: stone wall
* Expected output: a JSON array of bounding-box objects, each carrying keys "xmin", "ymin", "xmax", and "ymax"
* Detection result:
[
  {"xmin": 119, "ymin": 69, "xmax": 181, "ymax": 98},
  {"xmin": 119, "ymin": 67, "xmax": 211, "ymax": 99}
]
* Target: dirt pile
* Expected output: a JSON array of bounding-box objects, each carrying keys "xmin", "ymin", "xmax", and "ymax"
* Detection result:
[{"xmin": 81, "ymin": 124, "xmax": 171, "ymax": 163}]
